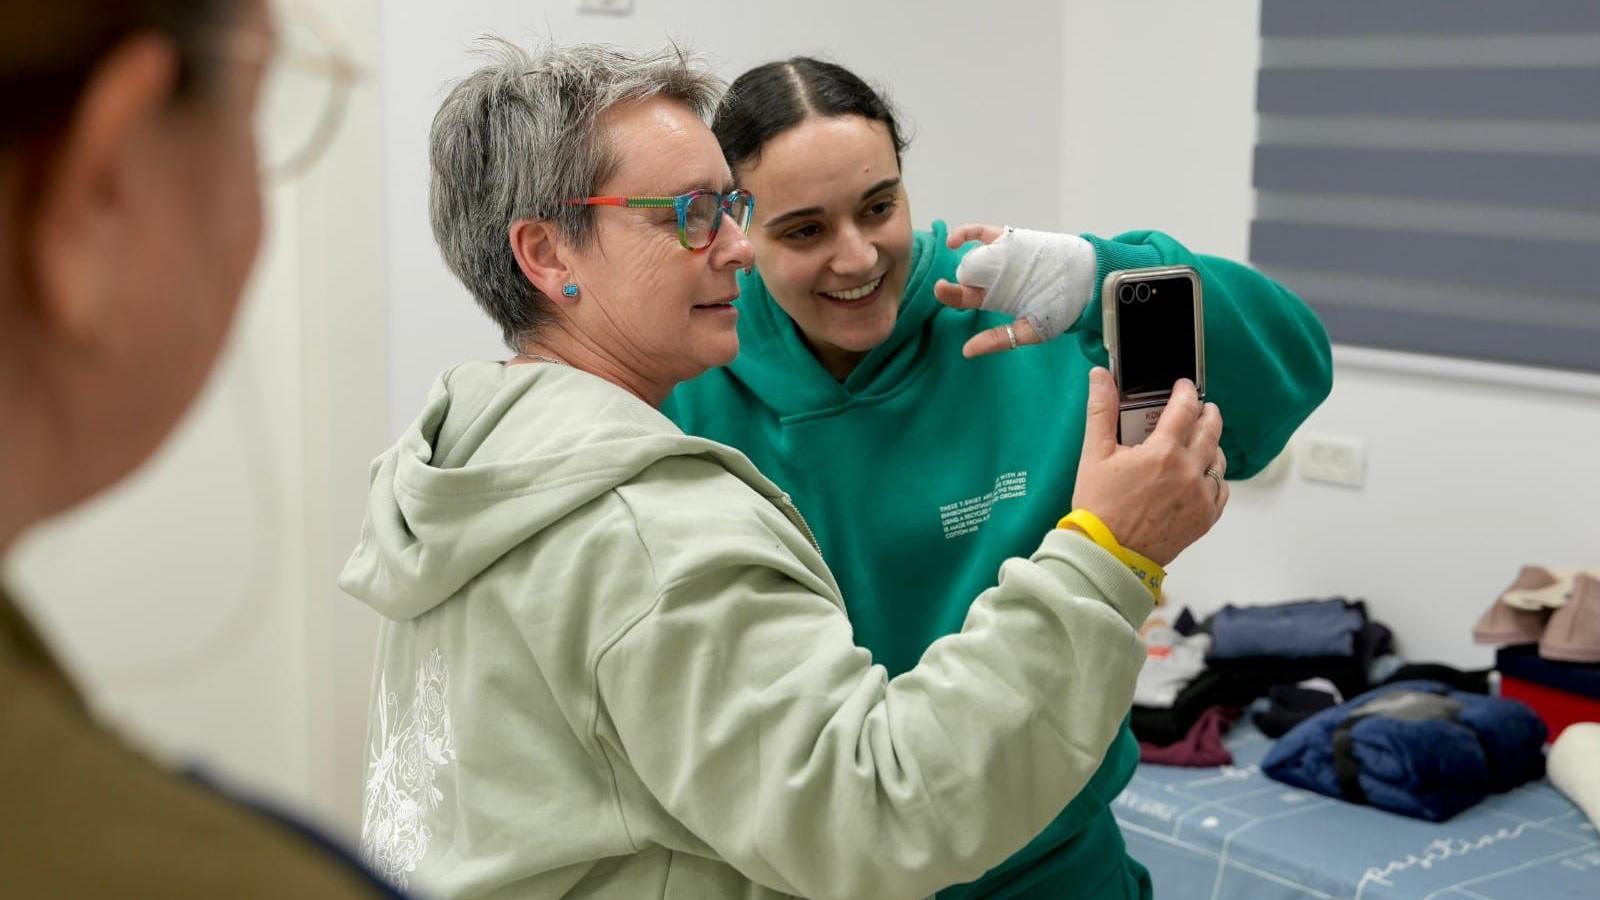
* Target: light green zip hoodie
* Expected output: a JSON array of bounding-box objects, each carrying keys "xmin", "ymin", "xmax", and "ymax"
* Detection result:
[{"xmin": 341, "ymin": 359, "xmax": 1155, "ymax": 900}]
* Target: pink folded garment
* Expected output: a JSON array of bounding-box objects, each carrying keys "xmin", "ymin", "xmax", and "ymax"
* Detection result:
[{"xmin": 1139, "ymin": 705, "xmax": 1240, "ymax": 767}]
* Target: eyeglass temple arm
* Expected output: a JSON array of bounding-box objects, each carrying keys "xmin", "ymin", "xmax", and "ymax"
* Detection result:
[{"xmin": 572, "ymin": 196, "xmax": 678, "ymax": 208}]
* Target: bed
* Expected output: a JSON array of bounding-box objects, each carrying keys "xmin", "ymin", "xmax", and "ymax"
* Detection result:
[{"xmin": 1113, "ymin": 723, "xmax": 1600, "ymax": 899}]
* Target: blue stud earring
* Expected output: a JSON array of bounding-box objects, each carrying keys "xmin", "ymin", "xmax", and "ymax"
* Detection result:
[{"xmin": 562, "ymin": 283, "xmax": 580, "ymax": 299}]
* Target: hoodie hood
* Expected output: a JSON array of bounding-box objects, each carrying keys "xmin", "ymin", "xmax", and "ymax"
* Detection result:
[
  {"xmin": 340, "ymin": 360, "xmax": 780, "ymax": 621},
  {"xmin": 722, "ymin": 221, "xmax": 963, "ymax": 417}
]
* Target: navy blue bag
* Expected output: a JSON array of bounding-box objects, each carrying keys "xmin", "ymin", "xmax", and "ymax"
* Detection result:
[{"xmin": 1261, "ymin": 681, "xmax": 1546, "ymax": 821}]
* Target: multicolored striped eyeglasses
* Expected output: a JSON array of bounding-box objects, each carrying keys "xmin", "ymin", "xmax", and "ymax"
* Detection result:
[{"xmin": 568, "ymin": 189, "xmax": 755, "ymax": 251}]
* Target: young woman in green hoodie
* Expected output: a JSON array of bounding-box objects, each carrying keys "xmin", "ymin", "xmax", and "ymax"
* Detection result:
[{"xmin": 661, "ymin": 57, "xmax": 1335, "ymax": 899}]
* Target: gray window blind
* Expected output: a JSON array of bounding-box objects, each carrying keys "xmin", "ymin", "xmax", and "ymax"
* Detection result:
[{"xmin": 1250, "ymin": 0, "xmax": 1600, "ymax": 372}]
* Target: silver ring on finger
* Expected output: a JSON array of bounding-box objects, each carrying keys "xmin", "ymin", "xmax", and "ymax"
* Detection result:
[
  {"xmin": 1204, "ymin": 466, "xmax": 1224, "ymax": 502},
  {"xmin": 1005, "ymin": 323, "xmax": 1019, "ymax": 351}
]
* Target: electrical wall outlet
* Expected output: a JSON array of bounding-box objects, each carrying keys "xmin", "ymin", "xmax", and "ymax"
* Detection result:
[
  {"xmin": 1297, "ymin": 433, "xmax": 1367, "ymax": 488},
  {"xmin": 577, "ymin": 0, "xmax": 635, "ymax": 15}
]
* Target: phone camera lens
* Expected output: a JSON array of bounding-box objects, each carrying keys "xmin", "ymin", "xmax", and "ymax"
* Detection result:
[
  {"xmin": 1135, "ymin": 283, "xmax": 1152, "ymax": 302},
  {"xmin": 1119, "ymin": 284, "xmax": 1135, "ymax": 304}
]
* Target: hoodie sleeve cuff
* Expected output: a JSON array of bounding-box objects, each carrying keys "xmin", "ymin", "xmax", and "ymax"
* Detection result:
[
  {"xmin": 1029, "ymin": 528, "xmax": 1156, "ymax": 632},
  {"xmin": 1082, "ymin": 233, "xmax": 1166, "ymax": 313}
]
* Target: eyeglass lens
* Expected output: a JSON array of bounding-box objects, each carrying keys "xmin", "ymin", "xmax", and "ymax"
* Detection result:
[
  {"xmin": 254, "ymin": 4, "xmax": 353, "ymax": 180},
  {"xmin": 683, "ymin": 193, "xmax": 753, "ymax": 249}
]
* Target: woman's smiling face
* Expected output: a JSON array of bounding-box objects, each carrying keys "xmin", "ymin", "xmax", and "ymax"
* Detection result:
[{"xmin": 735, "ymin": 115, "xmax": 913, "ymax": 380}]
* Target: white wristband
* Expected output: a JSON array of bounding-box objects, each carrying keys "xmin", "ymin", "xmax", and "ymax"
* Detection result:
[{"xmin": 954, "ymin": 227, "xmax": 1097, "ymax": 342}]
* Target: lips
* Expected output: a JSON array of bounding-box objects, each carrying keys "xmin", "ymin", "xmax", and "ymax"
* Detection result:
[
  {"xmin": 693, "ymin": 296, "xmax": 737, "ymax": 309},
  {"xmin": 818, "ymin": 275, "xmax": 884, "ymax": 302}
]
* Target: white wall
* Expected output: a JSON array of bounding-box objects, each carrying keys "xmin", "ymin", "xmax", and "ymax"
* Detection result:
[
  {"xmin": 9, "ymin": 265, "xmax": 316, "ymax": 803},
  {"xmin": 1061, "ymin": 0, "xmax": 1600, "ymax": 668},
  {"xmin": 382, "ymin": 0, "xmax": 1068, "ymax": 432},
  {"xmin": 293, "ymin": 0, "xmax": 390, "ymax": 833},
  {"xmin": 1061, "ymin": 1, "xmax": 1261, "ymax": 258}
]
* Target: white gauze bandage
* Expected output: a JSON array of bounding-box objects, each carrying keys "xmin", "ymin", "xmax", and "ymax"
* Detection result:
[{"xmin": 954, "ymin": 227, "xmax": 1097, "ymax": 342}]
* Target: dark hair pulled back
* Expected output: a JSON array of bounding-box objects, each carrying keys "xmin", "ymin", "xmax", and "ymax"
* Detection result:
[{"xmin": 713, "ymin": 56, "xmax": 908, "ymax": 174}]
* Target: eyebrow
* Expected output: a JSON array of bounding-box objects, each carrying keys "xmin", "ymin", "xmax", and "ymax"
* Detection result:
[
  {"xmin": 658, "ymin": 179, "xmax": 737, "ymax": 199},
  {"xmin": 762, "ymin": 177, "xmax": 902, "ymax": 229}
]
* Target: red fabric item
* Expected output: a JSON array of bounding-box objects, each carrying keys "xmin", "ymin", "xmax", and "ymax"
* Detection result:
[
  {"xmin": 1139, "ymin": 705, "xmax": 1241, "ymax": 766},
  {"xmin": 1499, "ymin": 675, "xmax": 1600, "ymax": 740}
]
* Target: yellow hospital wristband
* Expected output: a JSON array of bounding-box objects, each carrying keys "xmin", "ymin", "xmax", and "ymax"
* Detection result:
[{"xmin": 1057, "ymin": 509, "xmax": 1166, "ymax": 599}]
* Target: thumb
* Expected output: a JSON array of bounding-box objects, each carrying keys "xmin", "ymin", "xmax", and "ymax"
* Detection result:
[{"xmin": 1082, "ymin": 367, "xmax": 1119, "ymax": 458}]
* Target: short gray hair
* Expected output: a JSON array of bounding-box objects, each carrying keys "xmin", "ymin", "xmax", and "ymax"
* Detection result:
[{"xmin": 428, "ymin": 38, "xmax": 725, "ymax": 349}]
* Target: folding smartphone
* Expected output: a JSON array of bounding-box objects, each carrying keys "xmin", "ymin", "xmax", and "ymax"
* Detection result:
[{"xmin": 1101, "ymin": 265, "xmax": 1205, "ymax": 445}]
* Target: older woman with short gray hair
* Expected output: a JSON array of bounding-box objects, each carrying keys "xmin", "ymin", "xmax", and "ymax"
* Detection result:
[
  {"xmin": 344, "ymin": 38, "xmax": 1226, "ymax": 900},
  {"xmin": 429, "ymin": 40, "xmax": 724, "ymax": 349}
]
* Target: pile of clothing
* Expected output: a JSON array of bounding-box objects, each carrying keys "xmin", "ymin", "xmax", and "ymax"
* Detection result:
[
  {"xmin": 1133, "ymin": 598, "xmax": 1394, "ymax": 765},
  {"xmin": 1261, "ymin": 681, "xmax": 1547, "ymax": 821},
  {"xmin": 1133, "ymin": 592, "xmax": 1554, "ymax": 825}
]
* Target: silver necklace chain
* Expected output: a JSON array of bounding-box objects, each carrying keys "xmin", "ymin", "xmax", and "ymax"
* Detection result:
[{"xmin": 516, "ymin": 353, "xmax": 567, "ymax": 367}]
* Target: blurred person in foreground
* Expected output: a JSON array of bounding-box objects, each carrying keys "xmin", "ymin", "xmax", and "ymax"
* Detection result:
[{"xmin": 0, "ymin": 1, "xmax": 396, "ymax": 894}]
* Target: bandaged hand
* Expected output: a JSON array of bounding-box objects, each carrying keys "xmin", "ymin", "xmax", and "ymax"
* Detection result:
[{"xmin": 933, "ymin": 223, "xmax": 1098, "ymax": 358}]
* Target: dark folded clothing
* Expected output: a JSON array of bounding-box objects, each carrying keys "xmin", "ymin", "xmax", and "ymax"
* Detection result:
[
  {"xmin": 1208, "ymin": 656, "xmax": 1366, "ymax": 705},
  {"xmin": 1209, "ymin": 598, "xmax": 1366, "ymax": 661},
  {"xmin": 1135, "ymin": 622, "xmax": 1392, "ymax": 745},
  {"xmin": 1262, "ymin": 681, "xmax": 1547, "ymax": 822},
  {"xmin": 1496, "ymin": 644, "xmax": 1600, "ymax": 699},
  {"xmin": 1133, "ymin": 669, "xmax": 1260, "ymax": 746},
  {"xmin": 1173, "ymin": 606, "xmax": 1200, "ymax": 637},
  {"xmin": 1253, "ymin": 683, "xmax": 1340, "ymax": 738},
  {"xmin": 1378, "ymin": 662, "xmax": 1491, "ymax": 695},
  {"xmin": 1367, "ymin": 621, "xmax": 1394, "ymax": 659},
  {"xmin": 1141, "ymin": 706, "xmax": 1240, "ymax": 767},
  {"xmin": 1206, "ymin": 623, "xmax": 1391, "ymax": 701}
]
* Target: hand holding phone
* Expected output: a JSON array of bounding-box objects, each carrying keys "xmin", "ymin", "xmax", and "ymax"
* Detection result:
[
  {"xmin": 1101, "ymin": 265, "xmax": 1205, "ymax": 444},
  {"xmin": 1072, "ymin": 369, "xmax": 1228, "ymax": 567}
]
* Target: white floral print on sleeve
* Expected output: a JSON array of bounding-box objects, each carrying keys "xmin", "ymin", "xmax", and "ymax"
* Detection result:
[{"xmin": 360, "ymin": 648, "xmax": 457, "ymax": 889}]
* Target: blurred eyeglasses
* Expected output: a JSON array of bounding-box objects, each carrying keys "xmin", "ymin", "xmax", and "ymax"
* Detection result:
[
  {"xmin": 198, "ymin": 0, "xmax": 360, "ymax": 181},
  {"xmin": 569, "ymin": 190, "xmax": 756, "ymax": 252}
]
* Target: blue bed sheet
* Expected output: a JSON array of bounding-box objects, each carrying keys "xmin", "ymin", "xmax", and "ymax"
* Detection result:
[{"xmin": 1113, "ymin": 723, "xmax": 1600, "ymax": 899}]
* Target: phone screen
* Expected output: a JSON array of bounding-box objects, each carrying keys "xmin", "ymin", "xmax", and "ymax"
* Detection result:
[{"xmin": 1115, "ymin": 273, "xmax": 1198, "ymax": 398}]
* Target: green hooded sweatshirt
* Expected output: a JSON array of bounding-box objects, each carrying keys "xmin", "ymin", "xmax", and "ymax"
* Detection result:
[
  {"xmin": 341, "ymin": 360, "xmax": 1159, "ymax": 899},
  {"xmin": 661, "ymin": 222, "xmax": 1334, "ymax": 898}
]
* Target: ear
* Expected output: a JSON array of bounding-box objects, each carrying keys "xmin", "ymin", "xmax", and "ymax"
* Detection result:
[
  {"xmin": 509, "ymin": 218, "xmax": 579, "ymax": 305},
  {"xmin": 27, "ymin": 35, "xmax": 180, "ymax": 344}
]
